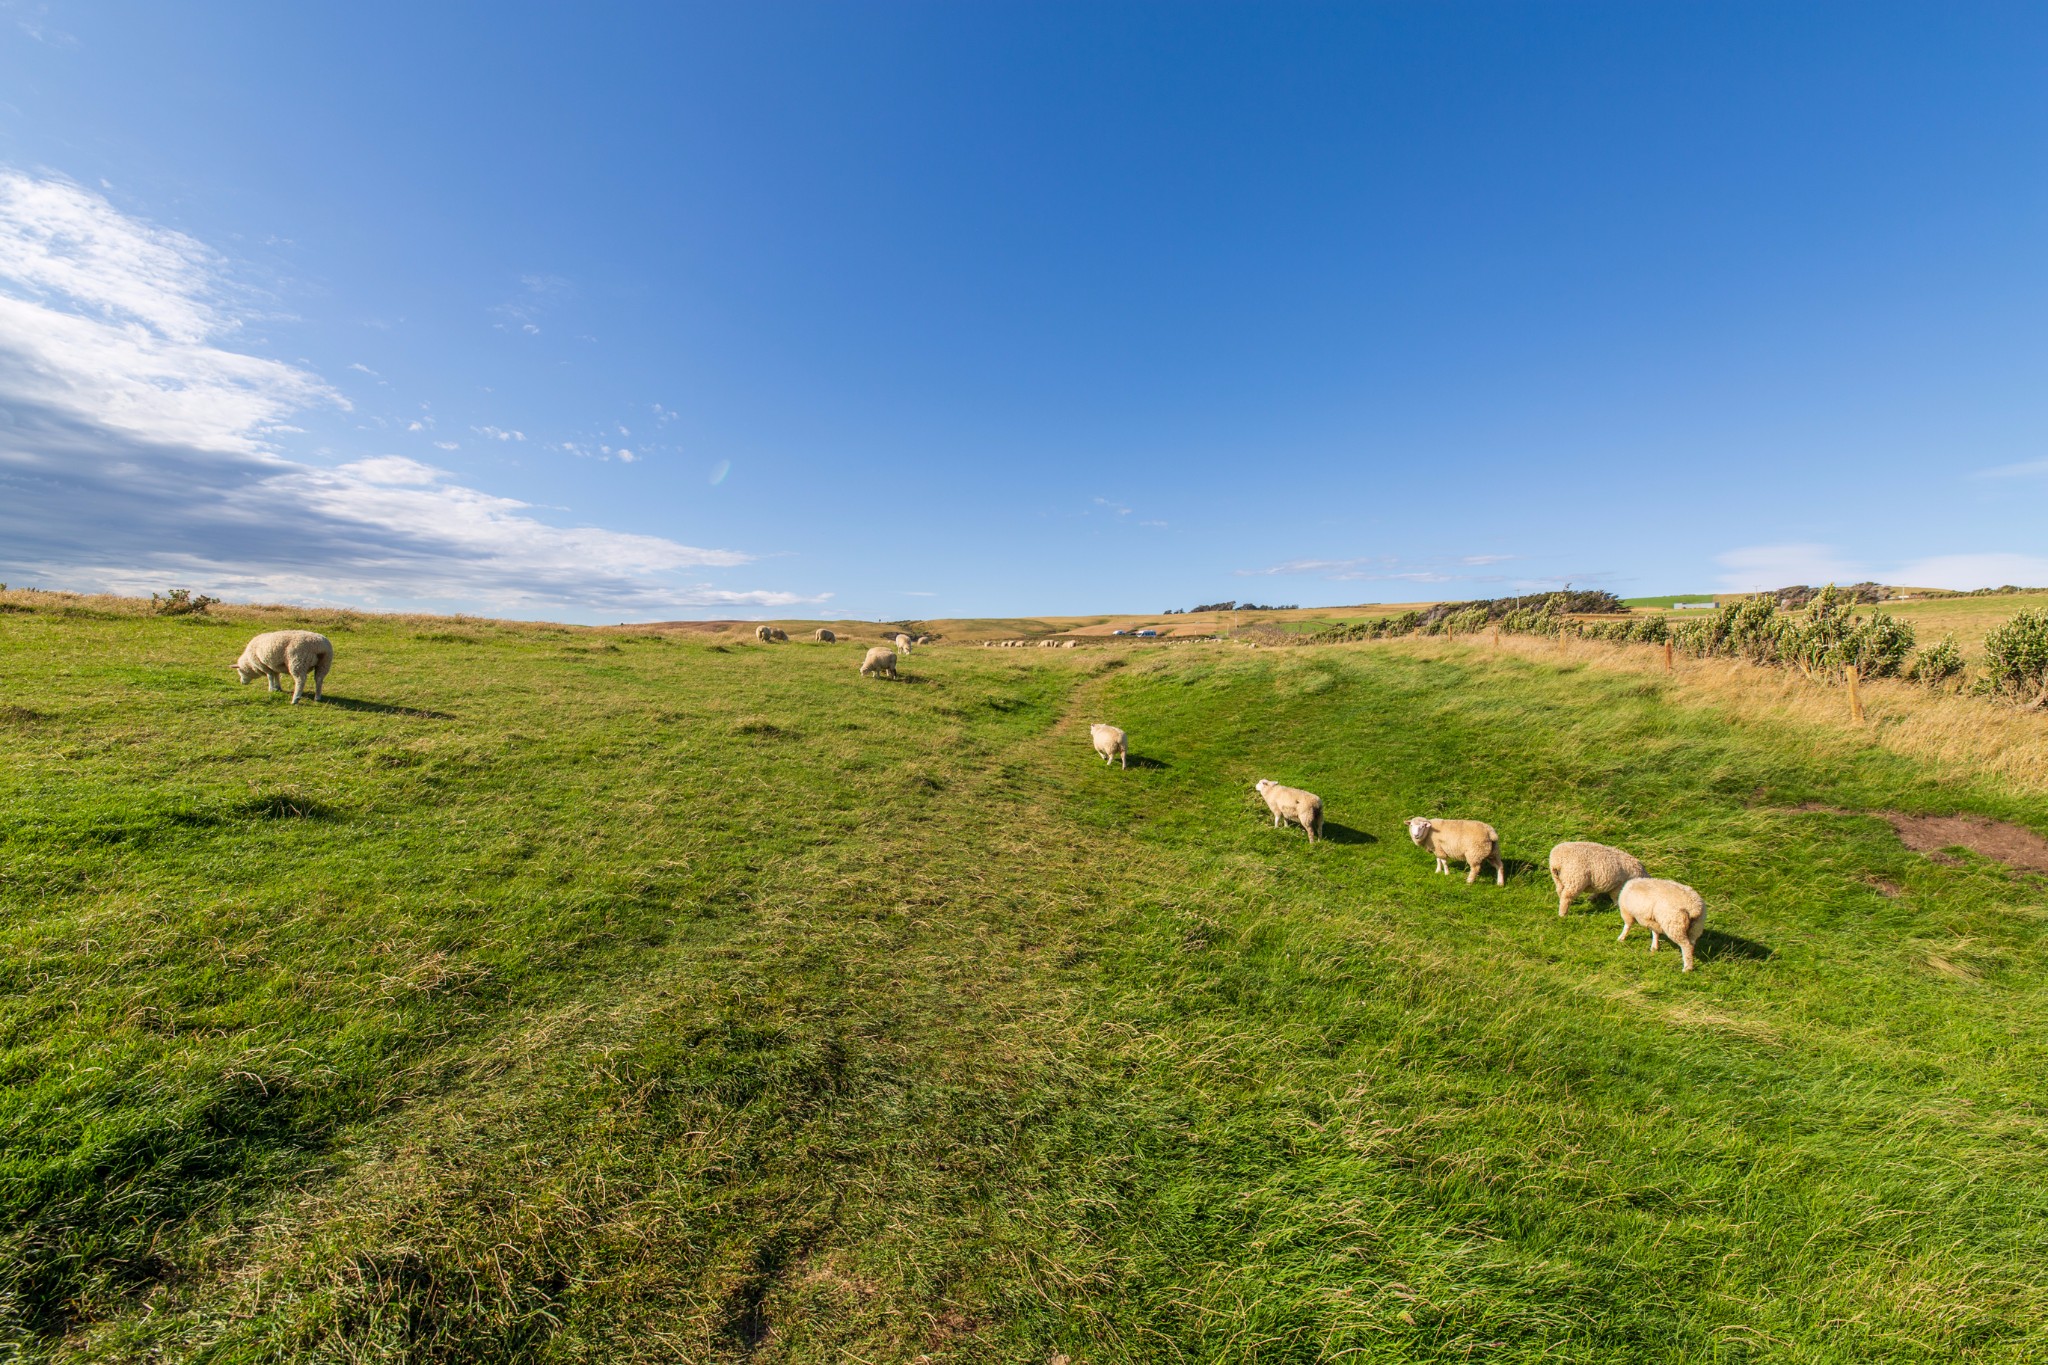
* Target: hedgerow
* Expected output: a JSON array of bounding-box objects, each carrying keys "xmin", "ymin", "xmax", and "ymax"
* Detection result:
[{"xmin": 1304, "ymin": 584, "xmax": 2013, "ymax": 701}]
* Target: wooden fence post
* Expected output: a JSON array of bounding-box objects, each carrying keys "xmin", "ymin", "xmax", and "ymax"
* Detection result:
[
  {"xmin": 1664, "ymin": 640, "xmax": 1674, "ymax": 674},
  {"xmin": 1847, "ymin": 666, "xmax": 1865, "ymax": 725}
]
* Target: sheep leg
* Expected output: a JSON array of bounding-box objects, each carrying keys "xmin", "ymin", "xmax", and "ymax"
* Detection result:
[
  {"xmin": 1465, "ymin": 858, "xmax": 1479, "ymax": 885},
  {"xmin": 314, "ymin": 658, "xmax": 329, "ymax": 702},
  {"xmin": 1648, "ymin": 929, "xmax": 1661, "ymax": 953},
  {"xmin": 1618, "ymin": 916, "xmax": 1631, "ymax": 943},
  {"xmin": 265, "ymin": 671, "xmax": 279, "ymax": 693},
  {"xmin": 1119, "ymin": 750, "xmax": 1126, "ymax": 770},
  {"xmin": 1302, "ymin": 817, "xmax": 1314, "ymax": 843},
  {"xmin": 1492, "ymin": 854, "xmax": 1505, "ymax": 887},
  {"xmin": 1679, "ymin": 936, "xmax": 1696, "ymax": 972},
  {"xmin": 1434, "ymin": 856, "xmax": 1448, "ymax": 874},
  {"xmin": 289, "ymin": 669, "xmax": 305, "ymax": 704}
]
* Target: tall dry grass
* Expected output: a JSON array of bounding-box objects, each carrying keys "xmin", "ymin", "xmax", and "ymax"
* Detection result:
[{"xmin": 1386, "ymin": 630, "xmax": 2048, "ymax": 798}]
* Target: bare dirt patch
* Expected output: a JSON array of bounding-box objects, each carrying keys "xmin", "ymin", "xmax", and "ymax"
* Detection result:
[{"xmin": 1790, "ymin": 804, "xmax": 2048, "ymax": 874}]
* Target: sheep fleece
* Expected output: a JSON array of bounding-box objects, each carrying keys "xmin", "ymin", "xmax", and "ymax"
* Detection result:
[{"xmin": 1548, "ymin": 841, "xmax": 1646, "ymax": 917}]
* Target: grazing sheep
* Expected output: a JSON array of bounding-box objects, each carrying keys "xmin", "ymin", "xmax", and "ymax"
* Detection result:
[
  {"xmin": 1407, "ymin": 817, "xmax": 1504, "ymax": 885},
  {"xmin": 1617, "ymin": 877, "xmax": 1706, "ymax": 972},
  {"xmin": 914, "ymin": 634, "xmax": 933, "ymax": 645},
  {"xmin": 1061, "ymin": 640, "xmax": 1078, "ymax": 648},
  {"xmin": 771, "ymin": 628, "xmax": 789, "ymax": 641},
  {"xmin": 860, "ymin": 646, "xmax": 898, "ymax": 678},
  {"xmin": 893, "ymin": 633, "xmax": 914, "ymax": 653},
  {"xmin": 1548, "ymin": 841, "xmax": 1646, "ymax": 917},
  {"xmin": 1090, "ymin": 723, "xmax": 1128, "ymax": 769},
  {"xmin": 1256, "ymin": 779, "xmax": 1324, "ymax": 842},
  {"xmin": 813, "ymin": 628, "xmax": 836, "ymax": 642},
  {"xmin": 756, "ymin": 625, "xmax": 774, "ymax": 642},
  {"xmin": 234, "ymin": 629, "xmax": 334, "ymax": 704}
]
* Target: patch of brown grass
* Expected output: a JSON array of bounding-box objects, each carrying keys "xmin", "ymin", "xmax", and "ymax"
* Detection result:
[{"xmin": 1383, "ymin": 632, "xmax": 2048, "ymax": 797}]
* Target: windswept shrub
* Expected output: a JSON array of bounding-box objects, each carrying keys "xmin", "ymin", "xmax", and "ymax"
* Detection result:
[
  {"xmin": 1982, "ymin": 608, "xmax": 2048, "ymax": 704},
  {"xmin": 1844, "ymin": 611, "xmax": 1915, "ymax": 679},
  {"xmin": 1910, "ymin": 635, "xmax": 1966, "ymax": 691},
  {"xmin": 150, "ymin": 587, "xmax": 218, "ymax": 616}
]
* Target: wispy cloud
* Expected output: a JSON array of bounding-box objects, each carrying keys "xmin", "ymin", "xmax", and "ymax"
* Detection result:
[
  {"xmin": 1240, "ymin": 553, "xmax": 1534, "ymax": 587},
  {"xmin": 1714, "ymin": 543, "xmax": 1861, "ymax": 592},
  {"xmin": 1886, "ymin": 553, "xmax": 2048, "ymax": 590},
  {"xmin": 11, "ymin": 5, "xmax": 77, "ymax": 48},
  {"xmin": 0, "ymin": 168, "xmax": 816, "ymax": 618},
  {"xmin": 1716, "ymin": 543, "xmax": 2048, "ymax": 592},
  {"xmin": 473, "ymin": 425, "xmax": 525, "ymax": 441},
  {"xmin": 1973, "ymin": 458, "xmax": 2048, "ymax": 479},
  {"xmin": 493, "ymin": 272, "xmax": 572, "ymax": 337}
]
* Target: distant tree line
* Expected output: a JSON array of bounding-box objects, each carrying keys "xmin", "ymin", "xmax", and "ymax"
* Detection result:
[{"xmin": 1164, "ymin": 600, "xmax": 1299, "ymax": 615}]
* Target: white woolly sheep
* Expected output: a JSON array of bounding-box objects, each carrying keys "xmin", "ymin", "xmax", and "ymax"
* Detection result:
[
  {"xmin": 756, "ymin": 625, "xmax": 774, "ymax": 642},
  {"xmin": 915, "ymin": 634, "xmax": 933, "ymax": 645},
  {"xmin": 1061, "ymin": 640, "xmax": 1078, "ymax": 648},
  {"xmin": 893, "ymin": 633, "xmax": 913, "ymax": 653},
  {"xmin": 1090, "ymin": 723, "xmax": 1127, "ymax": 769},
  {"xmin": 1256, "ymin": 779, "xmax": 1323, "ymax": 842},
  {"xmin": 860, "ymin": 646, "xmax": 898, "ymax": 678},
  {"xmin": 813, "ymin": 628, "xmax": 836, "ymax": 642},
  {"xmin": 1407, "ymin": 816, "xmax": 1504, "ymax": 885},
  {"xmin": 234, "ymin": 629, "xmax": 333, "ymax": 705},
  {"xmin": 1616, "ymin": 877, "xmax": 1706, "ymax": 972},
  {"xmin": 1548, "ymin": 841, "xmax": 1646, "ymax": 918}
]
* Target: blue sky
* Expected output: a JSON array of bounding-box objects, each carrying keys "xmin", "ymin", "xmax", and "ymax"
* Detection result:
[{"xmin": 1, "ymin": 2, "xmax": 2044, "ymax": 621}]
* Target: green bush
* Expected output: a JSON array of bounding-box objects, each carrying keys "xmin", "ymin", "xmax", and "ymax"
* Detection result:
[
  {"xmin": 1845, "ymin": 611, "xmax": 1915, "ymax": 679},
  {"xmin": 1910, "ymin": 635, "xmax": 1966, "ymax": 690},
  {"xmin": 1982, "ymin": 607, "xmax": 2048, "ymax": 703},
  {"xmin": 150, "ymin": 587, "xmax": 218, "ymax": 616}
]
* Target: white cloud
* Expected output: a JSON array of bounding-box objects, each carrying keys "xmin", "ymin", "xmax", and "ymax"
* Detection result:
[
  {"xmin": 1714, "ymin": 543, "xmax": 1861, "ymax": 592},
  {"xmin": 1887, "ymin": 553, "xmax": 2048, "ymax": 590},
  {"xmin": 0, "ymin": 168, "xmax": 815, "ymax": 619},
  {"xmin": 651, "ymin": 403, "xmax": 677, "ymax": 425},
  {"xmin": 1973, "ymin": 458, "xmax": 2048, "ymax": 479},
  {"xmin": 347, "ymin": 361, "xmax": 376, "ymax": 375},
  {"xmin": 433, "ymin": 440, "xmax": 460, "ymax": 450},
  {"xmin": 1461, "ymin": 553, "xmax": 1512, "ymax": 565},
  {"xmin": 616, "ymin": 448, "xmax": 636, "ymax": 463},
  {"xmin": 1716, "ymin": 544, "xmax": 2048, "ymax": 592},
  {"xmin": 406, "ymin": 419, "xmax": 426, "ymax": 432},
  {"xmin": 473, "ymin": 425, "xmax": 524, "ymax": 441}
]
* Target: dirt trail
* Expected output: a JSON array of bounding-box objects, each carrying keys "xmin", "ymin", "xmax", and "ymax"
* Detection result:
[{"xmin": 1791, "ymin": 804, "xmax": 2048, "ymax": 873}]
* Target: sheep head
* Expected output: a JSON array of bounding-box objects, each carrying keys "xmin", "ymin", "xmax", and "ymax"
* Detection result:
[{"xmin": 1406, "ymin": 817, "xmax": 1434, "ymax": 846}]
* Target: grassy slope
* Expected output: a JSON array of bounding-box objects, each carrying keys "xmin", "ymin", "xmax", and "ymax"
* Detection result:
[{"xmin": 2, "ymin": 607, "xmax": 2047, "ymax": 1362}]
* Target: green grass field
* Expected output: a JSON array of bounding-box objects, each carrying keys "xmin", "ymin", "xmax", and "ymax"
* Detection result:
[{"xmin": 4, "ymin": 604, "xmax": 2048, "ymax": 1362}]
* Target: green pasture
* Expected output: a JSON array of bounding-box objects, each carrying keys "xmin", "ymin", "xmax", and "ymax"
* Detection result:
[{"xmin": 2, "ymin": 606, "xmax": 2045, "ymax": 1362}]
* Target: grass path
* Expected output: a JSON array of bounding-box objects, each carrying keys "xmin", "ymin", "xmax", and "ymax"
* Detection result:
[{"xmin": 2, "ymin": 611, "xmax": 2046, "ymax": 1361}]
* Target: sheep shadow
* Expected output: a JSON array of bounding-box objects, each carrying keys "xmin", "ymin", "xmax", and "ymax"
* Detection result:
[
  {"xmin": 321, "ymin": 696, "xmax": 457, "ymax": 720},
  {"xmin": 1318, "ymin": 821, "xmax": 1376, "ymax": 846},
  {"xmin": 1695, "ymin": 928, "xmax": 1773, "ymax": 963},
  {"xmin": 1125, "ymin": 755, "xmax": 1170, "ymax": 771}
]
